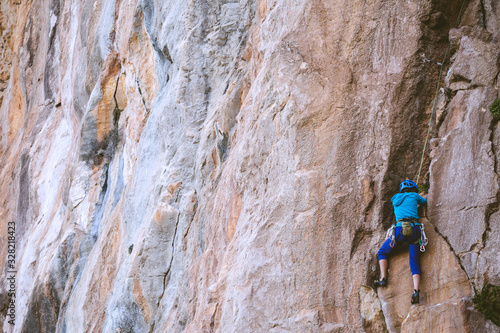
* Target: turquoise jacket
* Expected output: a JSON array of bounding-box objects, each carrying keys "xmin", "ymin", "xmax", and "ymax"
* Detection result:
[{"xmin": 391, "ymin": 192, "xmax": 427, "ymax": 221}]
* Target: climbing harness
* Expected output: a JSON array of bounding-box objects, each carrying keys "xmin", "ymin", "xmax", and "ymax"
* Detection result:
[
  {"xmin": 415, "ymin": 0, "xmax": 469, "ymax": 186},
  {"xmin": 386, "ymin": 218, "xmax": 428, "ymax": 252}
]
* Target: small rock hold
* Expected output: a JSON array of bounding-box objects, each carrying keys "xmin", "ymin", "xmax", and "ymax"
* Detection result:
[
  {"xmin": 294, "ymin": 309, "xmax": 320, "ymax": 325},
  {"xmin": 420, "ymin": 12, "xmax": 446, "ymax": 29},
  {"xmin": 361, "ymin": 176, "xmax": 375, "ymax": 208},
  {"xmin": 162, "ymin": 44, "xmax": 173, "ymax": 63}
]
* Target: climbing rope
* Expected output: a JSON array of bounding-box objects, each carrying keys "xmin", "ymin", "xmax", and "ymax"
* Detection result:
[{"xmin": 416, "ymin": 0, "xmax": 469, "ymax": 185}]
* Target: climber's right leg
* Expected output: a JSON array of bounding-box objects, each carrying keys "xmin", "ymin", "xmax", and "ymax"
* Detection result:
[
  {"xmin": 374, "ymin": 260, "xmax": 388, "ymax": 287},
  {"xmin": 375, "ymin": 238, "xmax": 395, "ymax": 286}
]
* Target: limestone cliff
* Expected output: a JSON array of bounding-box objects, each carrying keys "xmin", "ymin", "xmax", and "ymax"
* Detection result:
[{"xmin": 0, "ymin": 0, "xmax": 499, "ymax": 332}]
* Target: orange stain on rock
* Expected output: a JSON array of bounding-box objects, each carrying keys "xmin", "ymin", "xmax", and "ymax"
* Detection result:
[
  {"xmin": 258, "ymin": 0, "xmax": 267, "ymax": 21},
  {"xmin": 115, "ymin": 73, "xmax": 127, "ymax": 111},
  {"xmin": 95, "ymin": 52, "xmax": 122, "ymax": 142},
  {"xmin": 132, "ymin": 278, "xmax": 152, "ymax": 322},
  {"xmin": 226, "ymin": 189, "xmax": 242, "ymax": 241},
  {"xmin": 126, "ymin": 10, "xmax": 157, "ymax": 110},
  {"xmin": 83, "ymin": 220, "xmax": 121, "ymax": 333},
  {"xmin": 8, "ymin": 68, "xmax": 25, "ymax": 142}
]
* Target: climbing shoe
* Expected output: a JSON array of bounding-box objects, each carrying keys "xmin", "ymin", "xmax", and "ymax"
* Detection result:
[
  {"xmin": 411, "ymin": 289, "xmax": 420, "ymax": 304},
  {"xmin": 374, "ymin": 278, "xmax": 387, "ymax": 287}
]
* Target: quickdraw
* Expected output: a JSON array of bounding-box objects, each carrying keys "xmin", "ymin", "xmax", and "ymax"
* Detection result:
[
  {"xmin": 386, "ymin": 224, "xmax": 396, "ymax": 247},
  {"xmin": 419, "ymin": 223, "xmax": 429, "ymax": 252}
]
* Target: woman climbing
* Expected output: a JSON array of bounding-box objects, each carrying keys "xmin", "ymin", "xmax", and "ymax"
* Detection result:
[{"xmin": 374, "ymin": 179, "xmax": 427, "ymax": 304}]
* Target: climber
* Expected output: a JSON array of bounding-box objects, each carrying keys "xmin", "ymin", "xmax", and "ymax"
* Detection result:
[{"xmin": 374, "ymin": 179, "xmax": 427, "ymax": 304}]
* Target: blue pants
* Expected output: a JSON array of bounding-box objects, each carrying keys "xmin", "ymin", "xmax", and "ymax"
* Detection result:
[{"xmin": 378, "ymin": 226, "xmax": 422, "ymax": 275}]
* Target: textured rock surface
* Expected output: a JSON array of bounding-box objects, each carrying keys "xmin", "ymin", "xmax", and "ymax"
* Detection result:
[{"xmin": 0, "ymin": 0, "xmax": 499, "ymax": 332}]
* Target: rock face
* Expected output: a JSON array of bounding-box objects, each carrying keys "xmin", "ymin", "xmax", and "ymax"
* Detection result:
[{"xmin": 0, "ymin": 0, "xmax": 499, "ymax": 332}]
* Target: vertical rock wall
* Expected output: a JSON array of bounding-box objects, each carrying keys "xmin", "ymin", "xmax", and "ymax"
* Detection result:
[{"xmin": 0, "ymin": 0, "xmax": 498, "ymax": 332}]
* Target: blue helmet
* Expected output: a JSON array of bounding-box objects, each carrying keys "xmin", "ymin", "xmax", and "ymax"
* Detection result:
[{"xmin": 399, "ymin": 179, "xmax": 418, "ymax": 192}]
